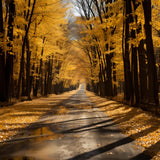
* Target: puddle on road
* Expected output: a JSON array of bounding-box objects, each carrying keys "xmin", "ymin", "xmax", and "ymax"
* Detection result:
[
  {"xmin": 1, "ymin": 126, "xmax": 61, "ymax": 160},
  {"xmin": 3, "ymin": 156, "xmax": 36, "ymax": 160},
  {"xmin": 28, "ymin": 126, "xmax": 58, "ymax": 142}
]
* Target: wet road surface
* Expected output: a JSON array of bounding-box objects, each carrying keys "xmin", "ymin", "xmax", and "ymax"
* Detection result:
[{"xmin": 0, "ymin": 85, "xmax": 151, "ymax": 160}]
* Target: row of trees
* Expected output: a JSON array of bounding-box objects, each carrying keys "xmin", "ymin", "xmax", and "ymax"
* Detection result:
[
  {"xmin": 73, "ymin": 0, "xmax": 160, "ymax": 108},
  {"xmin": 0, "ymin": 0, "xmax": 78, "ymax": 102}
]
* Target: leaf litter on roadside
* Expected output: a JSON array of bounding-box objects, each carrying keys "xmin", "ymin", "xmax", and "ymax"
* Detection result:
[
  {"xmin": 86, "ymin": 91, "xmax": 160, "ymax": 160},
  {"xmin": 0, "ymin": 91, "xmax": 75, "ymax": 143}
]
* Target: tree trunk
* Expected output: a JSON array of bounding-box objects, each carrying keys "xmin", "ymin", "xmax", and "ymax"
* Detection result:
[
  {"xmin": 39, "ymin": 37, "xmax": 45, "ymax": 95},
  {"xmin": 105, "ymin": 54, "xmax": 113, "ymax": 97},
  {"xmin": 131, "ymin": 46, "xmax": 139, "ymax": 105},
  {"xmin": 129, "ymin": 1, "xmax": 140, "ymax": 105},
  {"xmin": 142, "ymin": 0, "xmax": 159, "ymax": 106},
  {"xmin": 0, "ymin": 0, "xmax": 6, "ymax": 102},
  {"xmin": 33, "ymin": 67, "xmax": 39, "ymax": 97},
  {"xmin": 26, "ymin": 37, "xmax": 31, "ymax": 99},
  {"xmin": 48, "ymin": 57, "xmax": 53, "ymax": 94},
  {"xmin": 5, "ymin": 0, "xmax": 15, "ymax": 101},
  {"xmin": 113, "ymin": 62, "xmax": 117, "ymax": 96},
  {"xmin": 17, "ymin": 0, "xmax": 36, "ymax": 98},
  {"xmin": 138, "ymin": 40, "xmax": 148, "ymax": 103},
  {"xmin": 123, "ymin": 0, "xmax": 132, "ymax": 102},
  {"xmin": 44, "ymin": 62, "xmax": 48, "ymax": 96}
]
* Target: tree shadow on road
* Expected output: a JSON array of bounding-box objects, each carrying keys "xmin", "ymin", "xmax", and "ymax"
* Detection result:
[
  {"xmin": 66, "ymin": 135, "xmax": 151, "ymax": 160},
  {"xmin": 86, "ymin": 91, "xmax": 160, "ymax": 159}
]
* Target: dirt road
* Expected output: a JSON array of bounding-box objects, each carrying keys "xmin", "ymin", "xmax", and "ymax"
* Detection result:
[{"xmin": 0, "ymin": 85, "xmax": 151, "ymax": 160}]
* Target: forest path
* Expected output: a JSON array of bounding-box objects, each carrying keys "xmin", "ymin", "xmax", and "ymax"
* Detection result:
[{"xmin": 0, "ymin": 85, "xmax": 150, "ymax": 160}]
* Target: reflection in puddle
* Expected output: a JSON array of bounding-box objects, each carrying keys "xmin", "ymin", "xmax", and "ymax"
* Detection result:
[
  {"xmin": 2, "ymin": 127, "xmax": 60, "ymax": 160},
  {"xmin": 1, "ymin": 126, "xmax": 62, "ymax": 160},
  {"xmin": 29, "ymin": 127, "xmax": 58, "ymax": 142},
  {"xmin": 4, "ymin": 156, "xmax": 35, "ymax": 160}
]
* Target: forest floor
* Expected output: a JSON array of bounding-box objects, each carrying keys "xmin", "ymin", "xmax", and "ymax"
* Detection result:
[
  {"xmin": 86, "ymin": 91, "xmax": 160, "ymax": 160},
  {"xmin": 0, "ymin": 94, "xmax": 45, "ymax": 107},
  {"xmin": 0, "ymin": 87, "xmax": 159, "ymax": 159}
]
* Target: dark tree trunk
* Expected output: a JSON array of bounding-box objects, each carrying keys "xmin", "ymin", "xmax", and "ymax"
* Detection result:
[
  {"xmin": 21, "ymin": 68, "xmax": 26, "ymax": 96},
  {"xmin": 48, "ymin": 57, "xmax": 53, "ymax": 94},
  {"xmin": 94, "ymin": 0, "xmax": 103, "ymax": 23},
  {"xmin": 130, "ymin": 1, "xmax": 139, "ymax": 106},
  {"xmin": 26, "ymin": 37, "xmax": 31, "ymax": 99},
  {"xmin": 44, "ymin": 57, "xmax": 53, "ymax": 95},
  {"xmin": 17, "ymin": 0, "xmax": 36, "ymax": 98},
  {"xmin": 123, "ymin": 0, "xmax": 132, "ymax": 102},
  {"xmin": 5, "ymin": 0, "xmax": 15, "ymax": 101},
  {"xmin": 39, "ymin": 37, "xmax": 45, "ymax": 95},
  {"xmin": 130, "ymin": 1, "xmax": 139, "ymax": 105},
  {"xmin": 46, "ymin": 59, "xmax": 50, "ymax": 95},
  {"xmin": 0, "ymin": 0, "xmax": 6, "ymax": 102},
  {"xmin": 113, "ymin": 62, "xmax": 117, "ymax": 96},
  {"xmin": 0, "ymin": 52, "xmax": 6, "ymax": 102},
  {"xmin": 99, "ymin": 63, "xmax": 105, "ymax": 96},
  {"xmin": 142, "ymin": 0, "xmax": 159, "ymax": 106},
  {"xmin": 131, "ymin": 46, "xmax": 139, "ymax": 105},
  {"xmin": 138, "ymin": 40, "xmax": 148, "ymax": 103},
  {"xmin": 98, "ymin": 66, "xmax": 103, "ymax": 96},
  {"xmin": 95, "ymin": 46, "xmax": 103, "ymax": 96},
  {"xmin": 105, "ymin": 54, "xmax": 113, "ymax": 97},
  {"xmin": 44, "ymin": 62, "xmax": 48, "ymax": 96},
  {"xmin": 33, "ymin": 67, "xmax": 39, "ymax": 97}
]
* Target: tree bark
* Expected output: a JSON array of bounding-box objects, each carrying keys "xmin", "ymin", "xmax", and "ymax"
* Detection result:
[
  {"xmin": 105, "ymin": 54, "xmax": 113, "ymax": 97},
  {"xmin": 26, "ymin": 37, "xmax": 31, "ymax": 99},
  {"xmin": 0, "ymin": 0, "xmax": 6, "ymax": 102},
  {"xmin": 138, "ymin": 40, "xmax": 148, "ymax": 103},
  {"xmin": 142, "ymin": 0, "xmax": 159, "ymax": 106},
  {"xmin": 113, "ymin": 62, "xmax": 117, "ymax": 96},
  {"xmin": 131, "ymin": 45, "xmax": 139, "ymax": 105},
  {"xmin": 17, "ymin": 0, "xmax": 36, "ymax": 98},
  {"xmin": 5, "ymin": 0, "xmax": 15, "ymax": 101},
  {"xmin": 39, "ymin": 37, "xmax": 45, "ymax": 95},
  {"xmin": 123, "ymin": 0, "xmax": 132, "ymax": 102}
]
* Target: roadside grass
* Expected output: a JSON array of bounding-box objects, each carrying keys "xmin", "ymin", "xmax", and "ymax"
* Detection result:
[{"xmin": 86, "ymin": 91, "xmax": 160, "ymax": 160}]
